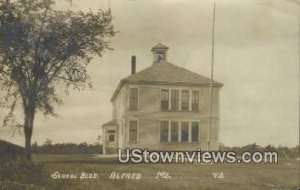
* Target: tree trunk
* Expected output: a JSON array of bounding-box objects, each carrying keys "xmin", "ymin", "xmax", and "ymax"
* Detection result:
[{"xmin": 24, "ymin": 107, "xmax": 35, "ymax": 161}]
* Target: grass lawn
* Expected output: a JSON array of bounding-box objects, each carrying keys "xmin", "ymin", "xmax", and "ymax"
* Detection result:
[{"xmin": 23, "ymin": 154, "xmax": 300, "ymax": 190}]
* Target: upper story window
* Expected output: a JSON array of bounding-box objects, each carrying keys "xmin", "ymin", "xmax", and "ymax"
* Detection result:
[
  {"xmin": 161, "ymin": 89, "xmax": 200, "ymax": 111},
  {"xmin": 161, "ymin": 90, "xmax": 169, "ymax": 110},
  {"xmin": 192, "ymin": 91, "xmax": 199, "ymax": 111},
  {"xmin": 129, "ymin": 120, "xmax": 138, "ymax": 142},
  {"xmin": 171, "ymin": 90, "xmax": 179, "ymax": 110},
  {"xmin": 129, "ymin": 88, "xmax": 138, "ymax": 110},
  {"xmin": 181, "ymin": 90, "xmax": 189, "ymax": 111}
]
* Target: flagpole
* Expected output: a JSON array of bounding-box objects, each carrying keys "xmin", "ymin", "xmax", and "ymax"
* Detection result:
[{"xmin": 208, "ymin": 2, "xmax": 216, "ymax": 151}]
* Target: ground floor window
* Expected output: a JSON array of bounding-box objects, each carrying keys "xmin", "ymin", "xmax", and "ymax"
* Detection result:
[
  {"xmin": 191, "ymin": 122, "xmax": 199, "ymax": 142},
  {"xmin": 160, "ymin": 120, "xmax": 200, "ymax": 143},
  {"xmin": 129, "ymin": 120, "xmax": 138, "ymax": 142},
  {"xmin": 171, "ymin": 122, "xmax": 179, "ymax": 142},
  {"xmin": 181, "ymin": 122, "xmax": 189, "ymax": 142},
  {"xmin": 160, "ymin": 121, "xmax": 169, "ymax": 142}
]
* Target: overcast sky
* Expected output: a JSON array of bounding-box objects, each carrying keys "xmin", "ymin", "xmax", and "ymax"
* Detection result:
[{"xmin": 0, "ymin": 0, "xmax": 299, "ymax": 147}]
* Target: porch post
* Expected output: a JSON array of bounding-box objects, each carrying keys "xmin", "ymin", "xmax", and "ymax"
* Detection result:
[{"xmin": 102, "ymin": 127, "xmax": 106, "ymax": 155}]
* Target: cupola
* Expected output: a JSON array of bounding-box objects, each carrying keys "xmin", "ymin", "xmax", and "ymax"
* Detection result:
[{"xmin": 151, "ymin": 43, "xmax": 169, "ymax": 64}]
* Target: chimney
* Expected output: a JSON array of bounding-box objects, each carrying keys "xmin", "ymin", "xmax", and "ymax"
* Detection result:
[{"xmin": 131, "ymin": 56, "xmax": 136, "ymax": 75}]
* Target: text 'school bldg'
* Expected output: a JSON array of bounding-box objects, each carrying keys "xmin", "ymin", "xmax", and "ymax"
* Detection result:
[{"xmin": 102, "ymin": 43, "xmax": 223, "ymax": 154}]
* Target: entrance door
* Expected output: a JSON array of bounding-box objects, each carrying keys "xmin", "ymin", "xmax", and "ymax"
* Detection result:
[{"xmin": 107, "ymin": 129, "xmax": 117, "ymax": 147}]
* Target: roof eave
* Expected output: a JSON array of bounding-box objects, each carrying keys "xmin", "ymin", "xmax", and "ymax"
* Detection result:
[
  {"xmin": 110, "ymin": 81, "xmax": 223, "ymax": 102},
  {"xmin": 110, "ymin": 80, "xmax": 125, "ymax": 102},
  {"xmin": 110, "ymin": 78, "xmax": 223, "ymax": 102}
]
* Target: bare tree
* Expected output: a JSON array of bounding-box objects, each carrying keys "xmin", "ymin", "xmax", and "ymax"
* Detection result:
[{"xmin": 0, "ymin": 0, "xmax": 115, "ymax": 161}]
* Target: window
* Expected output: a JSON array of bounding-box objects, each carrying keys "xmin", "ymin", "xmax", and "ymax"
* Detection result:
[
  {"xmin": 192, "ymin": 91, "xmax": 199, "ymax": 111},
  {"xmin": 181, "ymin": 90, "xmax": 189, "ymax": 111},
  {"xmin": 129, "ymin": 88, "xmax": 138, "ymax": 110},
  {"xmin": 107, "ymin": 129, "xmax": 116, "ymax": 142},
  {"xmin": 181, "ymin": 122, "xmax": 189, "ymax": 142},
  {"xmin": 191, "ymin": 122, "xmax": 199, "ymax": 142},
  {"xmin": 161, "ymin": 90, "xmax": 169, "ymax": 110},
  {"xmin": 160, "ymin": 120, "xmax": 200, "ymax": 143},
  {"xmin": 170, "ymin": 122, "xmax": 179, "ymax": 142},
  {"xmin": 160, "ymin": 121, "xmax": 169, "ymax": 142},
  {"xmin": 109, "ymin": 134, "xmax": 115, "ymax": 142},
  {"xmin": 171, "ymin": 90, "xmax": 179, "ymax": 110},
  {"xmin": 156, "ymin": 51, "xmax": 165, "ymax": 62},
  {"xmin": 129, "ymin": 121, "xmax": 138, "ymax": 142},
  {"xmin": 161, "ymin": 89, "xmax": 196, "ymax": 111}
]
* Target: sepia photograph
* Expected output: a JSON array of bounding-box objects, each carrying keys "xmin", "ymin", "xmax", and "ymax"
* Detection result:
[{"xmin": 0, "ymin": 0, "xmax": 299, "ymax": 189}]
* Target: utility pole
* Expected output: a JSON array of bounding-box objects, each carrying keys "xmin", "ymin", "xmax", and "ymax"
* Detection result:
[{"xmin": 208, "ymin": 2, "xmax": 216, "ymax": 151}]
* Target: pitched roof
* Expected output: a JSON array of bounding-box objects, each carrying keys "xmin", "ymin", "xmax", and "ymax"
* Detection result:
[
  {"xmin": 151, "ymin": 43, "xmax": 169, "ymax": 51},
  {"xmin": 111, "ymin": 62, "xmax": 223, "ymax": 102},
  {"xmin": 102, "ymin": 120, "xmax": 117, "ymax": 127}
]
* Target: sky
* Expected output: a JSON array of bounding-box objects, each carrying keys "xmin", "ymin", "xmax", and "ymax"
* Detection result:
[{"xmin": 0, "ymin": 0, "xmax": 299, "ymax": 147}]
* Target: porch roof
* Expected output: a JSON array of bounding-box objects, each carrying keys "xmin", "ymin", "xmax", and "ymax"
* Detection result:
[{"xmin": 102, "ymin": 120, "xmax": 118, "ymax": 127}]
